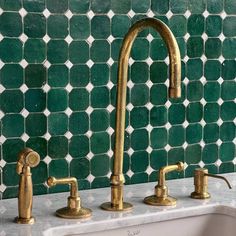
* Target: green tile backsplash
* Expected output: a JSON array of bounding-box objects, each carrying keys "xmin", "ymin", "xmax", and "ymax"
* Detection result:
[{"xmin": 0, "ymin": 0, "xmax": 235, "ymax": 199}]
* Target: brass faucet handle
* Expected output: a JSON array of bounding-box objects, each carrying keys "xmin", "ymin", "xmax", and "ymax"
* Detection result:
[
  {"xmin": 144, "ymin": 162, "xmax": 184, "ymax": 206},
  {"xmin": 190, "ymin": 168, "xmax": 232, "ymax": 199},
  {"xmin": 47, "ymin": 176, "xmax": 92, "ymax": 219}
]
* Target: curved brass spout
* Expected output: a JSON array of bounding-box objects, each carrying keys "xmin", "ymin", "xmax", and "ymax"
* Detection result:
[{"xmin": 101, "ymin": 18, "xmax": 181, "ymax": 211}]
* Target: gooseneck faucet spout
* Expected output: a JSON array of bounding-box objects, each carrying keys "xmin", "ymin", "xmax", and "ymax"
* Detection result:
[{"xmin": 101, "ymin": 18, "xmax": 181, "ymax": 211}]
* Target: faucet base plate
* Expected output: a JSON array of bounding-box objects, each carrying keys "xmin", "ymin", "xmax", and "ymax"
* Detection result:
[
  {"xmin": 15, "ymin": 216, "xmax": 35, "ymax": 224},
  {"xmin": 56, "ymin": 207, "xmax": 92, "ymax": 219},
  {"xmin": 144, "ymin": 195, "xmax": 177, "ymax": 206},
  {"xmin": 100, "ymin": 202, "xmax": 133, "ymax": 212}
]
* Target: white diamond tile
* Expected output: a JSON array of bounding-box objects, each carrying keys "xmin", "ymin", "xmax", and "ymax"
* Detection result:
[
  {"xmin": 200, "ymin": 76, "xmax": 206, "ymax": 84},
  {"xmin": 165, "ymin": 101, "xmax": 171, "ymax": 108},
  {"xmin": 217, "ymin": 77, "xmax": 224, "ymax": 84},
  {"xmin": 0, "ymin": 184, "xmax": 6, "ymax": 192},
  {"xmin": 198, "ymin": 161, "xmax": 205, "ymax": 168},
  {"xmin": 218, "ymin": 55, "xmax": 225, "ymax": 63},
  {"xmin": 215, "ymin": 159, "xmax": 222, "ymax": 167},
  {"xmin": 107, "ymin": 35, "xmax": 115, "ymax": 43},
  {"xmin": 65, "ymin": 35, "xmax": 73, "ymax": 44},
  {"xmin": 183, "ymin": 99, "xmax": 189, "ymax": 107},
  {"xmin": 106, "ymin": 81, "xmax": 114, "ymax": 90},
  {"xmin": 126, "ymin": 169, "xmax": 134, "ymax": 178},
  {"xmin": 107, "ymin": 149, "xmax": 113, "ymax": 158},
  {"xmin": 19, "ymin": 33, "xmax": 28, "ymax": 43},
  {"xmin": 21, "ymin": 133, "xmax": 30, "ymax": 142},
  {"xmin": 216, "ymin": 139, "xmax": 223, "ymax": 146},
  {"xmin": 166, "ymin": 10, "xmax": 173, "ymax": 19},
  {"xmin": 0, "ymin": 60, "xmax": 4, "ymax": 69},
  {"xmin": 87, "ymin": 152, "xmax": 94, "ymax": 160},
  {"xmin": 200, "ymin": 119, "xmax": 206, "ymax": 127},
  {"xmin": 43, "ymin": 109, "xmax": 50, "ymax": 117},
  {"xmin": 200, "ymin": 140, "xmax": 205, "ymax": 147},
  {"xmin": 126, "ymin": 125, "xmax": 134, "ymax": 134},
  {"xmin": 128, "ymin": 57, "xmax": 134, "ymax": 66},
  {"xmin": 65, "ymin": 154, "xmax": 73, "ymax": 163},
  {"xmin": 127, "ymin": 80, "xmax": 134, "ymax": 89},
  {"xmin": 0, "ymin": 8, "xmax": 3, "ymax": 15},
  {"xmin": 0, "ymin": 135, "xmax": 6, "ymax": 144},
  {"xmin": 146, "ymin": 57, "xmax": 153, "ymax": 65},
  {"xmin": 128, "ymin": 9, "xmax": 135, "ymax": 18},
  {"xmin": 20, "ymin": 84, "xmax": 28, "ymax": 93},
  {"xmin": 147, "ymin": 33, "xmax": 154, "ymax": 42},
  {"xmin": 217, "ymin": 118, "xmax": 223, "ymax": 126},
  {"xmin": 87, "ymin": 10, "xmax": 95, "ymax": 19},
  {"xmin": 65, "ymin": 60, "xmax": 73, "ymax": 69},
  {"xmin": 182, "ymin": 142, "xmax": 188, "ymax": 149},
  {"xmin": 44, "ymin": 132, "xmax": 51, "ymax": 141},
  {"xmin": 183, "ymin": 55, "xmax": 189, "ymax": 63},
  {"xmin": 183, "ymin": 162, "xmax": 188, "ymax": 170},
  {"xmin": 43, "ymin": 9, "xmax": 51, "ymax": 18},
  {"xmin": 184, "ymin": 33, "xmax": 190, "ymax": 41},
  {"xmin": 201, "ymin": 55, "xmax": 207, "ymax": 63},
  {"xmin": 43, "ymin": 60, "xmax": 51, "ymax": 68},
  {"xmin": 217, "ymin": 98, "xmax": 223, "ymax": 105},
  {"xmin": 42, "ymin": 83, "xmax": 51, "ymax": 92},
  {"xmin": 165, "ymin": 122, "xmax": 171, "ymax": 130},
  {"xmin": 106, "ymin": 104, "xmax": 115, "ymax": 112},
  {"xmin": 201, "ymin": 33, "xmax": 208, "ymax": 41},
  {"xmin": 164, "ymin": 79, "xmax": 169, "ymax": 87},
  {"xmin": 200, "ymin": 98, "xmax": 207, "ymax": 106},
  {"xmin": 145, "ymin": 102, "xmax": 153, "ymax": 110},
  {"xmin": 86, "ymin": 59, "xmax": 94, "ymax": 68},
  {"xmin": 146, "ymin": 165, "xmax": 154, "ymax": 175},
  {"xmin": 126, "ymin": 103, "xmax": 134, "ymax": 111},
  {"xmin": 106, "ymin": 127, "xmax": 114, "ymax": 135},
  {"xmin": 183, "ymin": 120, "xmax": 189, "ymax": 128},
  {"xmin": 65, "ymin": 10, "xmax": 73, "ymax": 19},
  {"xmin": 146, "ymin": 80, "xmax": 153, "ymax": 88},
  {"xmin": 0, "ymin": 111, "xmax": 4, "ymax": 119},
  {"xmin": 86, "ymin": 35, "xmax": 95, "ymax": 44},
  {"xmin": 86, "ymin": 82, "xmax": 94, "ymax": 92},
  {"xmin": 87, "ymin": 174, "xmax": 95, "ymax": 182},
  {"xmin": 19, "ymin": 8, "xmax": 27, "ymax": 17},
  {"xmin": 43, "ymin": 156, "xmax": 52, "ymax": 164},
  {"xmin": 184, "ymin": 10, "xmax": 191, "ymax": 18},
  {"xmin": 0, "ymin": 160, "xmax": 6, "ymax": 168},
  {"xmin": 0, "ymin": 84, "xmax": 5, "ymax": 93},
  {"xmin": 86, "ymin": 130, "xmax": 92, "ymax": 138},
  {"xmin": 85, "ymin": 106, "xmax": 94, "ymax": 115},
  {"xmin": 43, "ymin": 34, "xmax": 51, "ymax": 43},
  {"xmin": 19, "ymin": 59, "xmax": 28, "ymax": 69},
  {"xmin": 127, "ymin": 148, "xmax": 134, "ymax": 156},
  {"xmin": 219, "ymin": 33, "xmax": 225, "ymax": 42},
  {"xmin": 146, "ymin": 146, "xmax": 153, "ymax": 154},
  {"xmin": 107, "ymin": 10, "xmax": 115, "ymax": 19},
  {"xmin": 65, "ymin": 131, "xmax": 73, "ymax": 139},
  {"xmin": 164, "ymin": 56, "xmax": 169, "ymax": 65},
  {"xmin": 203, "ymin": 10, "xmax": 209, "ymax": 18},
  {"xmin": 232, "ymin": 157, "xmax": 236, "ymax": 165},
  {"xmin": 146, "ymin": 124, "xmax": 153, "ymax": 132},
  {"xmin": 107, "ymin": 58, "xmax": 114, "ymax": 66},
  {"xmin": 65, "ymin": 83, "xmax": 73, "ymax": 92},
  {"xmin": 165, "ymin": 144, "xmax": 171, "ymax": 151},
  {"xmin": 147, "ymin": 10, "xmax": 155, "ymax": 17},
  {"xmin": 220, "ymin": 11, "xmax": 227, "ymax": 19},
  {"xmin": 65, "ymin": 107, "xmax": 73, "ymax": 116}
]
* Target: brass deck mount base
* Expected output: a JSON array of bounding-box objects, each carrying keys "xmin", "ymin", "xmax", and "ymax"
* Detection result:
[
  {"xmin": 100, "ymin": 202, "xmax": 133, "ymax": 212},
  {"xmin": 15, "ymin": 216, "xmax": 35, "ymax": 224},
  {"xmin": 190, "ymin": 191, "xmax": 210, "ymax": 199},
  {"xmin": 144, "ymin": 195, "xmax": 177, "ymax": 206},
  {"xmin": 56, "ymin": 207, "xmax": 92, "ymax": 219}
]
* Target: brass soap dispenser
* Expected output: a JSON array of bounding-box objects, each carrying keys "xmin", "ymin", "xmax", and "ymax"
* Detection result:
[{"xmin": 15, "ymin": 148, "xmax": 40, "ymax": 224}]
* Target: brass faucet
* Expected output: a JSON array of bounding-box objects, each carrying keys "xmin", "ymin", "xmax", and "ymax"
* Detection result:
[
  {"xmin": 144, "ymin": 162, "xmax": 184, "ymax": 206},
  {"xmin": 191, "ymin": 168, "xmax": 232, "ymax": 199},
  {"xmin": 47, "ymin": 177, "xmax": 92, "ymax": 219},
  {"xmin": 100, "ymin": 18, "xmax": 181, "ymax": 211},
  {"xmin": 15, "ymin": 148, "xmax": 40, "ymax": 224}
]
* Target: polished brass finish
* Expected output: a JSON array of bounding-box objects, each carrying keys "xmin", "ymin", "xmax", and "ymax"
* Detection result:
[
  {"xmin": 144, "ymin": 162, "xmax": 184, "ymax": 206},
  {"xmin": 15, "ymin": 148, "xmax": 40, "ymax": 224},
  {"xmin": 101, "ymin": 18, "xmax": 181, "ymax": 212},
  {"xmin": 47, "ymin": 177, "xmax": 92, "ymax": 219},
  {"xmin": 191, "ymin": 168, "xmax": 232, "ymax": 199}
]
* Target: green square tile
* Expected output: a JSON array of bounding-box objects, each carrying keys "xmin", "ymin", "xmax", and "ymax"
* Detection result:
[
  {"xmin": 203, "ymin": 123, "xmax": 219, "ymax": 143},
  {"xmin": 187, "ymin": 15, "xmax": 204, "ymax": 36},
  {"xmin": 130, "ymin": 107, "xmax": 148, "ymax": 129},
  {"xmin": 187, "ymin": 102, "xmax": 203, "ymax": 123},
  {"xmin": 206, "ymin": 16, "xmax": 222, "ymax": 37},
  {"xmin": 111, "ymin": 39, "xmax": 122, "ymax": 61},
  {"xmin": 132, "ymin": 15, "xmax": 150, "ymax": 37},
  {"xmin": 0, "ymin": 12, "xmax": 22, "ymax": 37},
  {"xmin": 150, "ymin": 38, "xmax": 168, "ymax": 60},
  {"xmin": 186, "ymin": 123, "xmax": 202, "ymax": 144},
  {"xmin": 91, "ymin": 177, "xmax": 110, "ymax": 188},
  {"xmin": 26, "ymin": 113, "xmax": 47, "ymax": 136},
  {"xmin": 222, "ymin": 60, "xmax": 236, "ymax": 80},
  {"xmin": 131, "ymin": 62, "xmax": 149, "ymax": 83},
  {"xmin": 24, "ymin": 13, "xmax": 46, "ymax": 38},
  {"xmin": 220, "ymin": 142, "xmax": 235, "ymax": 162},
  {"xmin": 26, "ymin": 137, "xmax": 47, "ymax": 159},
  {"xmin": 69, "ymin": 112, "xmax": 89, "ymax": 135},
  {"xmin": 48, "ymin": 65, "xmax": 69, "ymax": 87},
  {"xmin": 46, "ymin": 0, "xmax": 68, "ymax": 13},
  {"xmin": 207, "ymin": 0, "xmax": 223, "ymax": 13},
  {"xmin": 0, "ymin": 0, "xmax": 21, "ymax": 10},
  {"xmin": 188, "ymin": 0, "xmax": 206, "ymax": 13},
  {"xmin": 91, "ymin": 109, "xmax": 109, "ymax": 132},
  {"xmin": 48, "ymin": 113, "xmax": 68, "ymax": 135},
  {"xmin": 48, "ymin": 89, "xmax": 68, "ymax": 112},
  {"xmin": 186, "ymin": 59, "xmax": 203, "ymax": 81},
  {"xmin": 185, "ymin": 165, "xmax": 200, "ymax": 177},
  {"xmin": 204, "ymin": 82, "xmax": 220, "ymax": 102},
  {"xmin": 70, "ymin": 15, "xmax": 90, "ymax": 39},
  {"xmin": 69, "ymin": 135, "xmax": 89, "ymax": 158},
  {"xmin": 169, "ymin": 125, "xmax": 185, "ymax": 147},
  {"xmin": 150, "ymin": 149, "xmax": 167, "ymax": 170},
  {"xmin": 111, "ymin": 0, "xmax": 131, "ymax": 13},
  {"xmin": 225, "ymin": 0, "xmax": 236, "ymax": 14},
  {"xmin": 122, "ymin": 153, "xmax": 130, "ymax": 173},
  {"xmin": 33, "ymin": 184, "xmax": 48, "ymax": 196},
  {"xmin": 151, "ymin": 0, "xmax": 169, "ymax": 14},
  {"xmin": 48, "ymin": 15, "xmax": 68, "ymax": 38},
  {"xmin": 219, "ymin": 162, "xmax": 234, "ymax": 174},
  {"xmin": 132, "ymin": 0, "xmax": 149, "ymax": 13},
  {"xmin": 150, "ymin": 127, "xmax": 167, "ymax": 149},
  {"xmin": 168, "ymin": 147, "xmax": 185, "ymax": 165},
  {"xmin": 131, "ymin": 38, "xmax": 149, "ymax": 60},
  {"xmin": 185, "ymin": 144, "xmax": 201, "ymax": 164},
  {"xmin": 47, "ymin": 40, "xmax": 68, "ymax": 63},
  {"xmin": 23, "ymin": 0, "xmax": 45, "ymax": 12},
  {"xmin": 25, "ymin": 89, "xmax": 46, "ymax": 112},
  {"xmin": 111, "ymin": 15, "xmax": 131, "ymax": 38},
  {"xmin": 168, "ymin": 104, "xmax": 185, "ymax": 125},
  {"xmin": 49, "ymin": 159, "xmax": 68, "ymax": 179},
  {"xmin": 91, "ymin": 132, "xmax": 110, "ymax": 154},
  {"xmin": 150, "ymin": 62, "xmax": 168, "ymax": 83},
  {"xmin": 32, "ymin": 162, "xmax": 47, "ymax": 184},
  {"xmin": 48, "ymin": 136, "xmax": 68, "ymax": 159},
  {"xmin": 2, "ymin": 114, "xmax": 24, "ymax": 138},
  {"xmin": 130, "ymin": 173, "xmax": 148, "ymax": 184},
  {"xmin": 69, "ymin": 88, "xmax": 89, "ymax": 111},
  {"xmin": 222, "ymin": 38, "xmax": 236, "ymax": 59},
  {"xmin": 0, "ymin": 39, "xmax": 22, "ymax": 63},
  {"xmin": 91, "ymin": 0, "xmax": 110, "ymax": 13},
  {"xmin": 2, "ymin": 139, "xmax": 24, "ymax": 163},
  {"xmin": 176, "ymin": 38, "xmax": 186, "ymax": 59},
  {"xmin": 187, "ymin": 37, "xmax": 203, "ymax": 58},
  {"xmin": 169, "ymin": 15, "xmax": 187, "ymax": 37},
  {"xmin": 24, "ymin": 39, "xmax": 46, "ymax": 63},
  {"xmin": 91, "ymin": 15, "xmax": 110, "ymax": 39},
  {"xmin": 25, "ymin": 64, "xmax": 46, "ymax": 88},
  {"xmin": 131, "ymin": 129, "xmax": 148, "ymax": 151},
  {"xmin": 131, "ymin": 84, "xmax": 149, "ymax": 106},
  {"xmin": 49, "ymin": 182, "xmax": 69, "ymax": 194},
  {"xmin": 91, "ymin": 64, "xmax": 109, "ymax": 86},
  {"xmin": 205, "ymin": 38, "xmax": 222, "ymax": 59},
  {"xmin": 1, "ymin": 64, "xmax": 23, "ymax": 89},
  {"xmin": 204, "ymin": 103, "xmax": 219, "ymax": 123},
  {"xmin": 150, "ymin": 106, "xmax": 167, "ymax": 127},
  {"xmin": 91, "ymin": 86, "xmax": 109, "ymax": 108},
  {"xmin": 150, "ymin": 84, "xmax": 167, "ymax": 105},
  {"xmin": 170, "ymin": 0, "xmax": 187, "ymax": 13},
  {"xmin": 131, "ymin": 151, "xmax": 148, "ymax": 172},
  {"xmin": 202, "ymin": 144, "xmax": 218, "ymax": 164},
  {"xmin": 170, "ymin": 83, "xmax": 186, "ymax": 104},
  {"xmin": 2, "ymin": 187, "xmax": 18, "ymax": 199},
  {"xmin": 110, "ymin": 62, "xmax": 118, "ymax": 84},
  {"xmin": 187, "ymin": 81, "xmax": 203, "ymax": 101},
  {"xmin": 220, "ymin": 101, "xmax": 236, "ymax": 121},
  {"xmin": 69, "ymin": 0, "xmax": 89, "ymax": 13},
  {"xmin": 91, "ymin": 40, "xmax": 110, "ymax": 62},
  {"xmin": 91, "ymin": 154, "xmax": 110, "ymax": 176},
  {"xmin": 3, "ymin": 163, "xmax": 18, "ymax": 186},
  {"xmin": 69, "ymin": 41, "xmax": 89, "ymax": 64},
  {"xmin": 1, "ymin": 90, "xmax": 23, "ymax": 113},
  {"xmin": 220, "ymin": 122, "xmax": 235, "ymax": 142},
  {"xmin": 221, "ymin": 81, "xmax": 236, "ymax": 100},
  {"xmin": 70, "ymin": 65, "xmax": 89, "ymax": 87}
]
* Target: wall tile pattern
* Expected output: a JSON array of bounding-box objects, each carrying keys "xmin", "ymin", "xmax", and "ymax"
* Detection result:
[{"xmin": 0, "ymin": 0, "xmax": 235, "ymax": 199}]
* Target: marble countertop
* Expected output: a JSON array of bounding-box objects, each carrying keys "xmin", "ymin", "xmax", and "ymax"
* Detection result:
[{"xmin": 1, "ymin": 173, "xmax": 236, "ymax": 236}]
